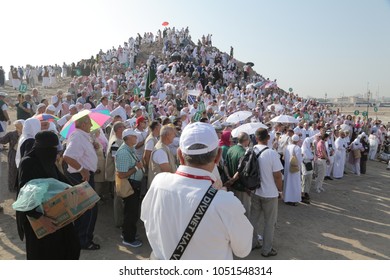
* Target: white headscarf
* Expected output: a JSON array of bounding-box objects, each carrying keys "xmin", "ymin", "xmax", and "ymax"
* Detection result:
[
  {"xmin": 302, "ymin": 136, "xmax": 314, "ymax": 161},
  {"xmin": 15, "ymin": 118, "xmax": 41, "ymax": 168}
]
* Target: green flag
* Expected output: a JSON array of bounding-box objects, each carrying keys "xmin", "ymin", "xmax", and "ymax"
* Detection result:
[
  {"xmin": 193, "ymin": 111, "xmax": 203, "ymax": 122},
  {"xmin": 145, "ymin": 64, "xmax": 156, "ymax": 100}
]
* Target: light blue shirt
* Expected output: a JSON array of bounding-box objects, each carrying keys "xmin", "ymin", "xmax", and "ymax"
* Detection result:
[{"xmin": 115, "ymin": 143, "xmax": 143, "ymax": 181}]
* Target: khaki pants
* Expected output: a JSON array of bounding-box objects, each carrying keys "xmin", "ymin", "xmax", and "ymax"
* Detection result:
[
  {"xmin": 315, "ymin": 159, "xmax": 327, "ymax": 191},
  {"xmin": 233, "ymin": 189, "xmax": 252, "ymax": 218},
  {"xmin": 249, "ymin": 195, "xmax": 278, "ymax": 255}
]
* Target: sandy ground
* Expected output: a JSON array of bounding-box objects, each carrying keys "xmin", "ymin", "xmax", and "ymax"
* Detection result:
[{"xmin": 0, "ymin": 81, "xmax": 389, "ymax": 260}]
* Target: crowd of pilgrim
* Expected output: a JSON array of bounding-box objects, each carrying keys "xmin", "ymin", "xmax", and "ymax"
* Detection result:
[{"xmin": 1, "ymin": 26, "xmax": 390, "ymax": 255}]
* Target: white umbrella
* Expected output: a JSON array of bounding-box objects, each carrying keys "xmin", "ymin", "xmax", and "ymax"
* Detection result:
[
  {"xmin": 157, "ymin": 65, "xmax": 166, "ymax": 71},
  {"xmin": 246, "ymin": 83, "xmax": 255, "ymax": 89},
  {"xmin": 270, "ymin": 115, "xmax": 299, "ymax": 124},
  {"xmin": 231, "ymin": 122, "xmax": 268, "ymax": 138},
  {"xmin": 226, "ymin": 111, "xmax": 252, "ymax": 124},
  {"xmin": 267, "ymin": 104, "xmax": 284, "ymax": 112}
]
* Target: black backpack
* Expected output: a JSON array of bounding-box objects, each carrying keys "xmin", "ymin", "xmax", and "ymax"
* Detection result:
[{"xmin": 237, "ymin": 146, "xmax": 269, "ymax": 191}]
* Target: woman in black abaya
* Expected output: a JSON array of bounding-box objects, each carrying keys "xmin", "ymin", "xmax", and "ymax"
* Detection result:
[{"xmin": 17, "ymin": 131, "xmax": 80, "ymax": 260}]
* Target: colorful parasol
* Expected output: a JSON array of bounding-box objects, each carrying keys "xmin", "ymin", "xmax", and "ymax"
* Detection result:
[
  {"xmin": 60, "ymin": 109, "xmax": 111, "ymax": 138},
  {"xmin": 34, "ymin": 113, "xmax": 59, "ymax": 122}
]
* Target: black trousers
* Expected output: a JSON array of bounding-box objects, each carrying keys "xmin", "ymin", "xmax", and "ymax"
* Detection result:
[
  {"xmin": 122, "ymin": 179, "xmax": 141, "ymax": 242},
  {"xmin": 64, "ymin": 170, "xmax": 98, "ymax": 248}
]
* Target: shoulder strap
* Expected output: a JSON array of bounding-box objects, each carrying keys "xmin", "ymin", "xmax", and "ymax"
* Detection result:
[
  {"xmin": 170, "ymin": 185, "xmax": 218, "ymax": 260},
  {"xmin": 256, "ymin": 146, "xmax": 269, "ymax": 158}
]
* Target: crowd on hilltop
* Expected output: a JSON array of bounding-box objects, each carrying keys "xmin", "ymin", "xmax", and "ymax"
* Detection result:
[{"xmin": 1, "ymin": 26, "xmax": 390, "ymax": 259}]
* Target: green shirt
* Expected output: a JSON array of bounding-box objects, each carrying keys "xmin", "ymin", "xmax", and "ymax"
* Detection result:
[{"xmin": 226, "ymin": 144, "xmax": 246, "ymax": 191}]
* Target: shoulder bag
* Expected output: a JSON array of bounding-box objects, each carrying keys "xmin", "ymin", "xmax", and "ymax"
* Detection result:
[
  {"xmin": 289, "ymin": 147, "xmax": 300, "ymax": 173},
  {"xmin": 170, "ymin": 185, "xmax": 217, "ymax": 260},
  {"xmin": 115, "ymin": 173, "xmax": 134, "ymax": 198}
]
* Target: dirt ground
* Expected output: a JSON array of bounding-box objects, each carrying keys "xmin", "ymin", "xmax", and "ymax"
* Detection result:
[{"xmin": 0, "ymin": 82, "xmax": 389, "ymax": 260}]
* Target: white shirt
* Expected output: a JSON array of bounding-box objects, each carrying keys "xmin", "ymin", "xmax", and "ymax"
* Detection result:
[
  {"xmin": 144, "ymin": 136, "xmax": 158, "ymax": 151},
  {"xmin": 141, "ymin": 165, "xmax": 253, "ymax": 260},
  {"xmin": 64, "ymin": 129, "xmax": 98, "ymax": 172},
  {"xmin": 1, "ymin": 103, "xmax": 8, "ymax": 111},
  {"xmin": 135, "ymin": 128, "xmax": 148, "ymax": 159},
  {"xmin": 253, "ymin": 144, "xmax": 284, "ymax": 198},
  {"xmin": 95, "ymin": 103, "xmax": 108, "ymax": 110},
  {"xmin": 152, "ymin": 148, "xmax": 169, "ymax": 164},
  {"xmin": 57, "ymin": 113, "xmax": 71, "ymax": 127}
]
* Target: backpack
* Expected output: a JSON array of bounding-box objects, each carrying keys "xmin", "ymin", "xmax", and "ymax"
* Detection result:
[{"xmin": 237, "ymin": 146, "xmax": 269, "ymax": 191}]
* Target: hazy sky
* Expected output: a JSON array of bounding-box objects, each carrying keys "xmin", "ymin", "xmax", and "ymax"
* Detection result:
[{"xmin": 1, "ymin": 0, "xmax": 389, "ymax": 99}]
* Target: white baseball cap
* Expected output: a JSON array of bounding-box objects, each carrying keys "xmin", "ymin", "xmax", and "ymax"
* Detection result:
[
  {"xmin": 0, "ymin": 92, "xmax": 8, "ymax": 97},
  {"xmin": 180, "ymin": 122, "xmax": 219, "ymax": 155},
  {"xmin": 122, "ymin": 128, "xmax": 137, "ymax": 139},
  {"xmin": 36, "ymin": 103, "xmax": 46, "ymax": 110}
]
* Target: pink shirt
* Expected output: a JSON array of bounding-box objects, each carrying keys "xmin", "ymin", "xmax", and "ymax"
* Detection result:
[
  {"xmin": 64, "ymin": 129, "xmax": 98, "ymax": 172},
  {"xmin": 316, "ymin": 139, "xmax": 327, "ymax": 159}
]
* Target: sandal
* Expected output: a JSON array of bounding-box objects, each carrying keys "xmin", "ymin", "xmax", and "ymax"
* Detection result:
[{"xmin": 83, "ymin": 242, "xmax": 100, "ymax": 250}]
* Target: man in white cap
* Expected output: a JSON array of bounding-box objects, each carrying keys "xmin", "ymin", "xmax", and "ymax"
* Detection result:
[
  {"xmin": 0, "ymin": 92, "xmax": 11, "ymax": 149},
  {"xmin": 115, "ymin": 128, "xmax": 144, "ymax": 248},
  {"xmin": 141, "ymin": 122, "xmax": 253, "ymax": 259},
  {"xmin": 57, "ymin": 104, "xmax": 78, "ymax": 129},
  {"xmin": 45, "ymin": 104, "xmax": 56, "ymax": 115},
  {"xmin": 34, "ymin": 103, "xmax": 46, "ymax": 116}
]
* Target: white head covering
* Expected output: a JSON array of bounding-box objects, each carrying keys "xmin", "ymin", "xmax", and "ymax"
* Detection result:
[
  {"xmin": 15, "ymin": 118, "xmax": 41, "ymax": 168},
  {"xmin": 302, "ymin": 136, "xmax": 314, "ymax": 161}
]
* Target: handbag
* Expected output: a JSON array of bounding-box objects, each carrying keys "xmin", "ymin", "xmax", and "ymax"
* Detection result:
[
  {"xmin": 289, "ymin": 149, "xmax": 300, "ymax": 173},
  {"xmin": 170, "ymin": 185, "xmax": 217, "ymax": 260},
  {"xmin": 115, "ymin": 173, "xmax": 134, "ymax": 198},
  {"xmin": 304, "ymin": 161, "xmax": 313, "ymax": 171},
  {"xmin": 353, "ymin": 149, "xmax": 361, "ymax": 159}
]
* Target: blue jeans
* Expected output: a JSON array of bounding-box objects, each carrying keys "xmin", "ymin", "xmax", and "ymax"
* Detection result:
[{"xmin": 64, "ymin": 170, "xmax": 98, "ymax": 248}]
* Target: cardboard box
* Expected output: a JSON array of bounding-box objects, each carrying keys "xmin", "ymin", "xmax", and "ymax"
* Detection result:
[{"xmin": 27, "ymin": 181, "xmax": 100, "ymax": 239}]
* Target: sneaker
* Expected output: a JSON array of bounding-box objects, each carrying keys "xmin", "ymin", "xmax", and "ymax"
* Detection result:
[
  {"xmin": 122, "ymin": 239, "xmax": 143, "ymax": 248},
  {"xmin": 261, "ymin": 248, "xmax": 278, "ymax": 257},
  {"xmin": 121, "ymin": 234, "xmax": 140, "ymax": 240}
]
